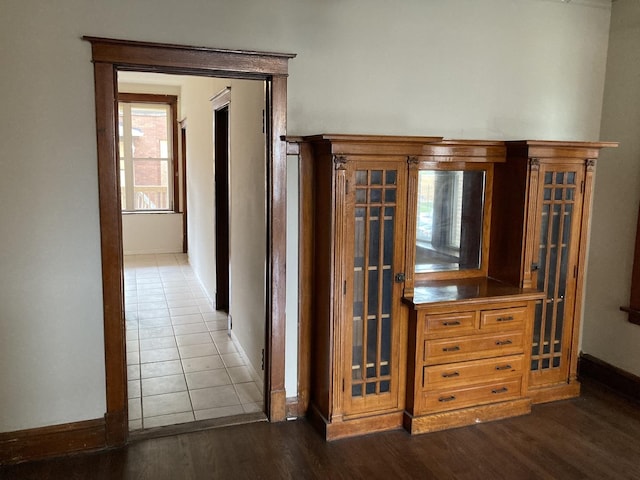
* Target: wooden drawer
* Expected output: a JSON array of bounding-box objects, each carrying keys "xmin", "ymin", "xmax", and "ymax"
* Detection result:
[
  {"xmin": 421, "ymin": 377, "xmax": 523, "ymax": 413},
  {"xmin": 423, "ymin": 354, "xmax": 524, "ymax": 388},
  {"xmin": 424, "ymin": 311, "xmax": 477, "ymax": 339},
  {"xmin": 424, "ymin": 331, "xmax": 524, "ymax": 364},
  {"xmin": 480, "ymin": 306, "xmax": 527, "ymax": 331}
]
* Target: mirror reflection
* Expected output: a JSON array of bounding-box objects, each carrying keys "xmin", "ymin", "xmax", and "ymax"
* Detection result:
[{"xmin": 415, "ymin": 170, "xmax": 485, "ymax": 273}]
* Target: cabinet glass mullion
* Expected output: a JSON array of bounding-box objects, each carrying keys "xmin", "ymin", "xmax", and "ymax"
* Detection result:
[
  {"xmin": 532, "ymin": 168, "xmax": 577, "ymax": 373},
  {"xmin": 352, "ymin": 167, "xmax": 396, "ymax": 399}
]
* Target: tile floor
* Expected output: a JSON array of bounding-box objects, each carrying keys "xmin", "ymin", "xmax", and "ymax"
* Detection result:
[{"xmin": 124, "ymin": 253, "xmax": 263, "ymax": 431}]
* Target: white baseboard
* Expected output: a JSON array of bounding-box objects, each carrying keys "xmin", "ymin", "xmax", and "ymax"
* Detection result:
[
  {"xmin": 229, "ymin": 330, "xmax": 264, "ymax": 393},
  {"xmin": 123, "ymin": 248, "xmax": 183, "ymax": 255}
]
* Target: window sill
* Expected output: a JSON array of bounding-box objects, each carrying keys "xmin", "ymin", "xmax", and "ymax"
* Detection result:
[{"xmin": 122, "ymin": 211, "xmax": 181, "ymax": 215}]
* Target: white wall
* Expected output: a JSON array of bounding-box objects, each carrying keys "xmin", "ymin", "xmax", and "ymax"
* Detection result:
[
  {"xmin": 582, "ymin": 0, "xmax": 640, "ymax": 376},
  {"xmin": 121, "ymin": 213, "xmax": 183, "ymax": 255},
  {"xmin": 227, "ymin": 80, "xmax": 268, "ymax": 377},
  {"xmin": 180, "ymin": 76, "xmax": 226, "ymax": 301},
  {"xmin": 0, "ymin": 0, "xmax": 614, "ymax": 432}
]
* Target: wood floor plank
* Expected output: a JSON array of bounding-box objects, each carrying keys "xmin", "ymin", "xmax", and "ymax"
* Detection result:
[{"xmin": 2, "ymin": 379, "xmax": 639, "ymax": 479}]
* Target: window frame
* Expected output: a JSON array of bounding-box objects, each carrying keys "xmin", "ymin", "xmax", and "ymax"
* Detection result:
[
  {"xmin": 117, "ymin": 92, "xmax": 179, "ymax": 213},
  {"xmin": 621, "ymin": 204, "xmax": 640, "ymax": 326}
]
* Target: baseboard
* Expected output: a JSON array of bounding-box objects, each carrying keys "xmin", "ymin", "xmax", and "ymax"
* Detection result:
[
  {"xmin": 285, "ymin": 397, "xmax": 303, "ymax": 419},
  {"xmin": 229, "ymin": 330, "xmax": 264, "ymax": 393},
  {"xmin": 578, "ymin": 353, "xmax": 640, "ymax": 402},
  {"xmin": 0, "ymin": 417, "xmax": 106, "ymax": 465}
]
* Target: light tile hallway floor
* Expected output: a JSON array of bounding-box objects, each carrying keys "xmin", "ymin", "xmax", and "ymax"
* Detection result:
[{"xmin": 124, "ymin": 253, "xmax": 263, "ymax": 431}]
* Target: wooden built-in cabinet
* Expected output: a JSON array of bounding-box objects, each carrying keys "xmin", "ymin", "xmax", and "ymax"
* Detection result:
[
  {"xmin": 298, "ymin": 135, "xmax": 442, "ymax": 440},
  {"xmin": 293, "ymin": 135, "xmax": 616, "ymax": 440},
  {"xmin": 490, "ymin": 141, "xmax": 617, "ymax": 403},
  {"xmin": 404, "ymin": 278, "xmax": 542, "ymax": 434}
]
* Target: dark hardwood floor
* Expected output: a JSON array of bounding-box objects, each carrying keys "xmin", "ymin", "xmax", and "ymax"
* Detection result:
[{"xmin": 2, "ymin": 379, "xmax": 640, "ymax": 480}]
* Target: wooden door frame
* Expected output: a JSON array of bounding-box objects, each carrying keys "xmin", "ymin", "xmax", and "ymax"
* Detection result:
[
  {"xmin": 179, "ymin": 118, "xmax": 188, "ymax": 253},
  {"xmin": 212, "ymin": 88, "xmax": 231, "ymax": 312},
  {"xmin": 84, "ymin": 36, "xmax": 295, "ymax": 446}
]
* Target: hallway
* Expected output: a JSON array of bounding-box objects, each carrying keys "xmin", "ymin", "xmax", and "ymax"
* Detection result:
[{"xmin": 124, "ymin": 253, "xmax": 263, "ymax": 431}]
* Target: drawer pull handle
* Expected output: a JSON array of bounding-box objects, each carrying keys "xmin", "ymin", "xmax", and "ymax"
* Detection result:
[
  {"xmin": 442, "ymin": 346, "xmax": 461, "ymax": 352},
  {"xmin": 441, "ymin": 371, "xmax": 460, "ymax": 378},
  {"xmin": 495, "ymin": 339, "xmax": 513, "ymax": 346},
  {"xmin": 495, "ymin": 364, "xmax": 512, "ymax": 371},
  {"xmin": 442, "ymin": 320, "xmax": 461, "ymax": 326},
  {"xmin": 492, "ymin": 387, "xmax": 509, "ymax": 394},
  {"xmin": 497, "ymin": 316, "xmax": 514, "ymax": 322},
  {"xmin": 438, "ymin": 395, "xmax": 457, "ymax": 402}
]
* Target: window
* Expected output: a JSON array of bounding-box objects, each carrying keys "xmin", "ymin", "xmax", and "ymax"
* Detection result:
[{"xmin": 118, "ymin": 93, "xmax": 178, "ymax": 212}]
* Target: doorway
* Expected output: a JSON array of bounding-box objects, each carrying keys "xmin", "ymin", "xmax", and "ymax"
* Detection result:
[
  {"xmin": 117, "ymin": 72, "xmax": 268, "ymax": 432},
  {"xmin": 85, "ymin": 36, "xmax": 295, "ymax": 446},
  {"xmin": 213, "ymin": 96, "xmax": 230, "ymax": 313}
]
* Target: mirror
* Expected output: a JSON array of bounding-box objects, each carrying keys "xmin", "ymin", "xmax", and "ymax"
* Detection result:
[{"xmin": 415, "ymin": 169, "xmax": 486, "ymax": 273}]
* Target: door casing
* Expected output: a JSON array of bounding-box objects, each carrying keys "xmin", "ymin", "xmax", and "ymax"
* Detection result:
[{"xmin": 84, "ymin": 36, "xmax": 295, "ymax": 446}]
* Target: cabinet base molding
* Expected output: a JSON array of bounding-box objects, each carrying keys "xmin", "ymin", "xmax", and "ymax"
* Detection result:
[
  {"xmin": 529, "ymin": 381, "xmax": 581, "ymax": 404},
  {"xmin": 403, "ymin": 398, "xmax": 532, "ymax": 435},
  {"xmin": 0, "ymin": 417, "xmax": 106, "ymax": 465},
  {"xmin": 308, "ymin": 405, "xmax": 404, "ymax": 441}
]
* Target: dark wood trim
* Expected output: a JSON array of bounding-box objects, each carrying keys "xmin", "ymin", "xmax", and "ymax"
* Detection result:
[
  {"xmin": 578, "ymin": 353, "xmax": 640, "ymax": 402},
  {"xmin": 85, "ymin": 36, "xmax": 295, "ymax": 78},
  {"xmin": 92, "ymin": 61, "xmax": 128, "ymax": 447},
  {"xmin": 171, "ymin": 97, "xmax": 180, "ymax": 213},
  {"xmin": 296, "ymin": 141, "xmax": 314, "ymax": 415},
  {"xmin": 85, "ymin": 37, "xmax": 295, "ymax": 448},
  {"xmin": 211, "ymin": 88, "xmax": 232, "ymax": 312},
  {"xmin": 179, "ymin": 119, "xmax": 188, "ymax": 252},
  {"xmin": 285, "ymin": 397, "xmax": 303, "ymax": 419},
  {"xmin": 621, "ymin": 201, "xmax": 640, "ymax": 326},
  {"xmin": 117, "ymin": 92, "xmax": 176, "ymax": 103},
  {"xmin": 264, "ymin": 76, "xmax": 288, "ymax": 422},
  {"xmin": 213, "ymin": 101, "xmax": 230, "ymax": 312},
  {"xmin": 0, "ymin": 418, "xmax": 106, "ymax": 465}
]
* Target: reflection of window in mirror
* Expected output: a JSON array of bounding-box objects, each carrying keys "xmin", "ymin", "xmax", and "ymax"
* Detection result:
[{"xmin": 415, "ymin": 169, "xmax": 486, "ymax": 274}]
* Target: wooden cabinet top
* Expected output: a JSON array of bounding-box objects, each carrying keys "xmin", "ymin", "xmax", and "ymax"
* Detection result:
[
  {"xmin": 285, "ymin": 136, "xmax": 617, "ymax": 161},
  {"xmin": 286, "ymin": 135, "xmax": 507, "ymax": 161},
  {"xmin": 287, "ymin": 134, "xmax": 443, "ymax": 157},
  {"xmin": 504, "ymin": 140, "xmax": 618, "ymax": 159},
  {"xmin": 404, "ymin": 277, "xmax": 544, "ymax": 309}
]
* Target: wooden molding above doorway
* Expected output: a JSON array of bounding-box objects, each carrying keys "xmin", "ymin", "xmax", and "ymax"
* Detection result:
[{"xmin": 84, "ymin": 36, "xmax": 295, "ymax": 448}]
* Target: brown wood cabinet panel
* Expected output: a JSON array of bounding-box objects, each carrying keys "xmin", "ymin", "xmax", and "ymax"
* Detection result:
[
  {"xmin": 421, "ymin": 377, "xmax": 523, "ymax": 413},
  {"xmin": 296, "ymin": 134, "xmax": 441, "ymax": 440},
  {"xmin": 405, "ymin": 277, "xmax": 541, "ymax": 431},
  {"xmin": 480, "ymin": 306, "xmax": 527, "ymax": 331},
  {"xmin": 424, "ymin": 311, "xmax": 478, "ymax": 338},
  {"xmin": 490, "ymin": 141, "xmax": 617, "ymax": 402},
  {"xmin": 424, "ymin": 331, "xmax": 525, "ymax": 364},
  {"xmin": 423, "ymin": 354, "xmax": 524, "ymax": 388}
]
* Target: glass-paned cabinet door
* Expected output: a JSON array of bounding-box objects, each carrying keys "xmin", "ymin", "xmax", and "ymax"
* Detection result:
[
  {"xmin": 346, "ymin": 161, "xmax": 407, "ymax": 415},
  {"xmin": 530, "ymin": 163, "xmax": 584, "ymax": 386}
]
